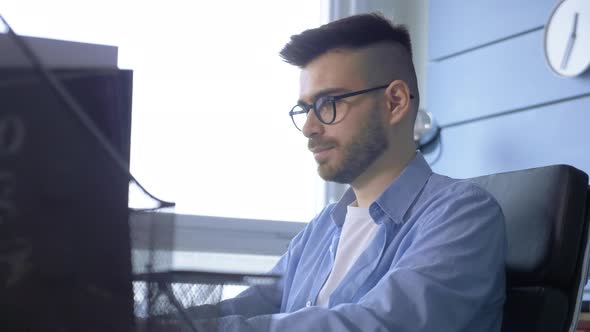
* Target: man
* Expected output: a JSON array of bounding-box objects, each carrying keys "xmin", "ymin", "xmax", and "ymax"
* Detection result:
[{"xmin": 188, "ymin": 13, "xmax": 506, "ymax": 332}]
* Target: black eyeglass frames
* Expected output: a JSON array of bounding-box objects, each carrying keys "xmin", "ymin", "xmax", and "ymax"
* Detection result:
[{"xmin": 289, "ymin": 84, "xmax": 414, "ymax": 131}]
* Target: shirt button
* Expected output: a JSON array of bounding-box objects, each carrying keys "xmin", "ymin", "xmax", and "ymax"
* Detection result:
[
  {"xmin": 306, "ymin": 301, "xmax": 312, "ymax": 307},
  {"xmin": 329, "ymin": 245, "xmax": 333, "ymax": 252}
]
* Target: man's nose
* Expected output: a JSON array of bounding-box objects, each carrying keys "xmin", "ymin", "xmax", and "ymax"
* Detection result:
[{"xmin": 302, "ymin": 111, "xmax": 325, "ymax": 138}]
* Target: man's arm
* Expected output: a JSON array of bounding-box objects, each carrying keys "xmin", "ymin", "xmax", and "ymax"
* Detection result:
[
  {"xmin": 183, "ymin": 258, "xmax": 286, "ymax": 320},
  {"xmin": 183, "ymin": 215, "xmax": 319, "ymax": 320},
  {"xmin": 191, "ymin": 183, "xmax": 506, "ymax": 332}
]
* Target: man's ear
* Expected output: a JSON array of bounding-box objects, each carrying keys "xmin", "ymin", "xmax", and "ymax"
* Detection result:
[{"xmin": 384, "ymin": 80, "xmax": 412, "ymax": 126}]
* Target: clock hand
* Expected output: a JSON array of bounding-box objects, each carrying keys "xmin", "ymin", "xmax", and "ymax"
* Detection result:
[
  {"xmin": 561, "ymin": 36, "xmax": 575, "ymax": 69},
  {"xmin": 561, "ymin": 12, "xmax": 579, "ymax": 70}
]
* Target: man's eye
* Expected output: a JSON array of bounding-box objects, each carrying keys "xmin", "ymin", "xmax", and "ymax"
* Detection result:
[{"xmin": 314, "ymin": 97, "xmax": 331, "ymax": 111}]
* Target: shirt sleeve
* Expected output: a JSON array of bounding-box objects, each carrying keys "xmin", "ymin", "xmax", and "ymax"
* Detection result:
[
  {"xmin": 188, "ymin": 182, "xmax": 506, "ymax": 332},
  {"xmin": 184, "ymin": 215, "xmax": 318, "ymax": 321}
]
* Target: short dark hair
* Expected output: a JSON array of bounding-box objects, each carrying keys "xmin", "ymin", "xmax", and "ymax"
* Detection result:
[{"xmin": 279, "ymin": 13, "xmax": 412, "ymax": 67}]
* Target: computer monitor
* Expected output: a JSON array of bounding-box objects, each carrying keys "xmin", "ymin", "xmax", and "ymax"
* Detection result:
[{"xmin": 0, "ymin": 68, "xmax": 135, "ymax": 332}]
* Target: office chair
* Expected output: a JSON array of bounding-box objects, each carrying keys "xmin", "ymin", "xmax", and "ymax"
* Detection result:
[{"xmin": 469, "ymin": 165, "xmax": 590, "ymax": 332}]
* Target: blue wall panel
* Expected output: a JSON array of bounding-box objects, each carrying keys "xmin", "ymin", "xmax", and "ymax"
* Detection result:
[
  {"xmin": 429, "ymin": 0, "xmax": 556, "ymax": 60},
  {"xmin": 428, "ymin": 96, "xmax": 590, "ymax": 179},
  {"xmin": 428, "ymin": 29, "xmax": 590, "ymax": 126},
  {"xmin": 427, "ymin": 1, "xmax": 590, "ymax": 183}
]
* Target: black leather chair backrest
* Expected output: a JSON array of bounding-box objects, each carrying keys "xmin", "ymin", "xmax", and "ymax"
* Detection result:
[{"xmin": 469, "ymin": 165, "xmax": 590, "ymax": 332}]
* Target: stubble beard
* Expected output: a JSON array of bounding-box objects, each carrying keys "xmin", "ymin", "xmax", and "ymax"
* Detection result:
[{"xmin": 317, "ymin": 108, "xmax": 389, "ymax": 184}]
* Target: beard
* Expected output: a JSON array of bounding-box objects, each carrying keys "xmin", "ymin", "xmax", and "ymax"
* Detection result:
[{"xmin": 314, "ymin": 107, "xmax": 389, "ymax": 184}]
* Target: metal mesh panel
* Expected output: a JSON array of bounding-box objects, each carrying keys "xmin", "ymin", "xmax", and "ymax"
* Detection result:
[
  {"xmin": 132, "ymin": 280, "xmax": 251, "ymax": 332},
  {"xmin": 128, "ymin": 211, "xmax": 280, "ymax": 332},
  {"xmin": 133, "ymin": 282, "xmax": 224, "ymax": 317}
]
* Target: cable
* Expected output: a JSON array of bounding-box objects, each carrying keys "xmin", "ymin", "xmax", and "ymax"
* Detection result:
[{"xmin": 0, "ymin": 14, "xmax": 175, "ymax": 210}]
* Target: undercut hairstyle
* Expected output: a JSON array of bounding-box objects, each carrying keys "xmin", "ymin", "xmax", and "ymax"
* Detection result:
[{"xmin": 279, "ymin": 13, "xmax": 413, "ymax": 68}]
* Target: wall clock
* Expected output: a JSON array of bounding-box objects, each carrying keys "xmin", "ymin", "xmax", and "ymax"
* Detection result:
[{"xmin": 544, "ymin": 0, "xmax": 590, "ymax": 77}]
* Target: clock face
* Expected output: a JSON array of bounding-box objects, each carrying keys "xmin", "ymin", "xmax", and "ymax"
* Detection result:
[{"xmin": 544, "ymin": 0, "xmax": 590, "ymax": 77}]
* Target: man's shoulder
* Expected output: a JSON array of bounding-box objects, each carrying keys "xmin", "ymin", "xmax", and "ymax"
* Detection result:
[
  {"xmin": 426, "ymin": 173, "xmax": 499, "ymax": 203},
  {"xmin": 419, "ymin": 173, "xmax": 505, "ymax": 222}
]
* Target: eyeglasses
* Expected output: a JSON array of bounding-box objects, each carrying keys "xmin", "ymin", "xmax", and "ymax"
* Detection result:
[{"xmin": 289, "ymin": 84, "xmax": 414, "ymax": 131}]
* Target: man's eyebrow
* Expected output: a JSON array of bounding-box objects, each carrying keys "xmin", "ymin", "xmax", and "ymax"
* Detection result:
[{"xmin": 297, "ymin": 87, "xmax": 350, "ymax": 105}]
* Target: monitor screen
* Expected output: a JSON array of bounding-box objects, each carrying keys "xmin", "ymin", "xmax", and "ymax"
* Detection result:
[{"xmin": 0, "ymin": 68, "xmax": 135, "ymax": 332}]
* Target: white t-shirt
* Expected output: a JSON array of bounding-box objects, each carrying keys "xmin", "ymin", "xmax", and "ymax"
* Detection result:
[{"xmin": 316, "ymin": 205, "xmax": 380, "ymax": 307}]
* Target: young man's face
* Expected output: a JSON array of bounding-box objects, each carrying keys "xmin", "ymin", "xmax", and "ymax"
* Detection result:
[{"xmin": 298, "ymin": 49, "xmax": 390, "ymax": 184}]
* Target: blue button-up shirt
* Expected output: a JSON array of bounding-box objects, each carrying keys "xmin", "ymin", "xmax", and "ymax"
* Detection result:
[{"xmin": 191, "ymin": 153, "xmax": 506, "ymax": 331}]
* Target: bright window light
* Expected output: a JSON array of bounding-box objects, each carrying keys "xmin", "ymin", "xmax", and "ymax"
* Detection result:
[{"xmin": 3, "ymin": 1, "xmax": 324, "ymax": 222}]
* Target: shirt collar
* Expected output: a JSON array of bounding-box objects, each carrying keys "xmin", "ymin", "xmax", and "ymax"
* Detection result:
[{"xmin": 330, "ymin": 152, "xmax": 433, "ymax": 226}]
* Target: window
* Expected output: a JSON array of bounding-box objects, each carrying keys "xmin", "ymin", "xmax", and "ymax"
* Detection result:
[{"xmin": 3, "ymin": 0, "xmax": 325, "ymax": 223}]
